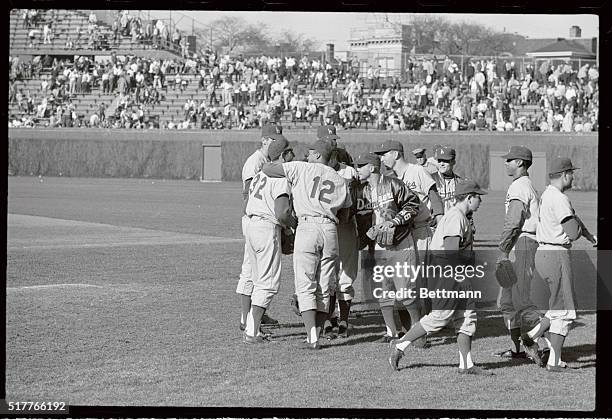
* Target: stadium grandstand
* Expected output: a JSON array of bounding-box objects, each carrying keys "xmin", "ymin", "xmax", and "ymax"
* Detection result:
[{"xmin": 9, "ymin": 9, "xmax": 599, "ymax": 132}]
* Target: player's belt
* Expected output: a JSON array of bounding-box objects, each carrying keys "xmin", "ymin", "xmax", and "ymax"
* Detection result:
[
  {"xmin": 538, "ymin": 242, "xmax": 571, "ymax": 249},
  {"xmin": 522, "ymin": 231, "xmax": 536, "ymax": 235},
  {"xmin": 299, "ymin": 215, "xmax": 335, "ymax": 224},
  {"xmin": 248, "ymin": 214, "xmax": 275, "ymax": 223}
]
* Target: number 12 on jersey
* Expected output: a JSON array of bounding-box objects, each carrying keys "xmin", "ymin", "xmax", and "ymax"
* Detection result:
[{"xmin": 310, "ymin": 176, "xmax": 335, "ymax": 204}]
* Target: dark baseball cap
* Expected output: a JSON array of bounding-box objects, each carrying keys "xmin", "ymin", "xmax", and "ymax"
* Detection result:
[
  {"xmin": 268, "ymin": 137, "xmax": 290, "ymax": 161},
  {"xmin": 317, "ymin": 125, "xmax": 340, "ymax": 140},
  {"xmin": 374, "ymin": 140, "xmax": 404, "ymax": 154},
  {"xmin": 549, "ymin": 157, "xmax": 580, "ymax": 175},
  {"xmin": 261, "ymin": 124, "xmax": 286, "ymax": 141},
  {"xmin": 455, "ymin": 180, "xmax": 487, "ymax": 196},
  {"xmin": 412, "ymin": 147, "xmax": 426, "ymax": 156},
  {"xmin": 354, "ymin": 153, "xmax": 381, "ymax": 168},
  {"xmin": 309, "ymin": 140, "xmax": 334, "ymax": 161},
  {"xmin": 502, "ymin": 146, "xmax": 532, "ymax": 162},
  {"xmin": 435, "ymin": 146, "xmax": 456, "ymax": 160}
]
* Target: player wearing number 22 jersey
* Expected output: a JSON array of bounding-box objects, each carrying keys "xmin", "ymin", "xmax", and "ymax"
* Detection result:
[
  {"xmin": 263, "ymin": 140, "xmax": 352, "ymax": 350},
  {"xmin": 242, "ymin": 138, "xmax": 297, "ymax": 344}
]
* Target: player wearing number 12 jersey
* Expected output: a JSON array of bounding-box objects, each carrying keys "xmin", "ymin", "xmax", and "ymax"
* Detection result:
[{"xmin": 263, "ymin": 140, "xmax": 352, "ymax": 350}]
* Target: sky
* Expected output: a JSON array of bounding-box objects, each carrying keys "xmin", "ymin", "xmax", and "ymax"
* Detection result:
[{"xmin": 157, "ymin": 12, "xmax": 599, "ymax": 51}]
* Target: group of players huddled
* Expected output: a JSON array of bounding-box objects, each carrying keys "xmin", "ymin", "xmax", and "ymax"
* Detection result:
[{"xmin": 236, "ymin": 123, "xmax": 596, "ymax": 375}]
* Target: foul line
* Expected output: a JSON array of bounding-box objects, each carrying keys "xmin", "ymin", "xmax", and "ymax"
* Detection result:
[{"xmin": 7, "ymin": 283, "xmax": 105, "ymax": 291}]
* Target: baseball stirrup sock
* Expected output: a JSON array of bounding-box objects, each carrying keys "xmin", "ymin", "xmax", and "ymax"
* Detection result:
[
  {"xmin": 302, "ymin": 310, "xmax": 317, "ymax": 343},
  {"xmin": 398, "ymin": 307, "xmax": 412, "ymax": 332},
  {"xmin": 240, "ymin": 294, "xmax": 252, "ymax": 325},
  {"xmin": 547, "ymin": 332, "xmax": 565, "ymax": 367},
  {"xmin": 396, "ymin": 322, "xmax": 427, "ymax": 350},
  {"xmin": 510, "ymin": 328, "xmax": 522, "ymax": 353},
  {"xmin": 381, "ymin": 306, "xmax": 398, "ymax": 337},
  {"xmin": 457, "ymin": 333, "xmax": 474, "ymax": 369},
  {"xmin": 249, "ymin": 305, "xmax": 266, "ymax": 337},
  {"xmin": 327, "ymin": 294, "xmax": 337, "ymax": 319},
  {"xmin": 527, "ymin": 317, "xmax": 551, "ymax": 340},
  {"xmin": 338, "ymin": 300, "xmax": 351, "ymax": 323},
  {"xmin": 245, "ymin": 311, "xmax": 256, "ymax": 337}
]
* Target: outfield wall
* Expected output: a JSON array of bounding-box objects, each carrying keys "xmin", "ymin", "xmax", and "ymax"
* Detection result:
[{"xmin": 8, "ymin": 128, "xmax": 598, "ymax": 190}]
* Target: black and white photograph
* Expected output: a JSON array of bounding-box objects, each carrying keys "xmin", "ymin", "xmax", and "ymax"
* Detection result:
[{"xmin": 6, "ymin": 7, "xmax": 602, "ymax": 415}]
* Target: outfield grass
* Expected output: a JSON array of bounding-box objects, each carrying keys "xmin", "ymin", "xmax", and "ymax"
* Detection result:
[{"xmin": 6, "ymin": 177, "xmax": 597, "ymax": 410}]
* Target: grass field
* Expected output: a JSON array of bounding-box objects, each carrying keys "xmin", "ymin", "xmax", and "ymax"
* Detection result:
[{"xmin": 6, "ymin": 176, "xmax": 597, "ymax": 410}]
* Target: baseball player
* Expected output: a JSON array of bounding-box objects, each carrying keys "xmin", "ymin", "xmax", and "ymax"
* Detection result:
[
  {"xmin": 520, "ymin": 158, "xmax": 597, "ymax": 372},
  {"xmin": 262, "ymin": 140, "xmax": 352, "ymax": 349},
  {"xmin": 431, "ymin": 146, "xmax": 462, "ymax": 213},
  {"xmin": 375, "ymin": 140, "xmax": 444, "ymax": 343},
  {"xmin": 495, "ymin": 146, "xmax": 543, "ymax": 365},
  {"xmin": 388, "ymin": 180, "xmax": 493, "ymax": 375},
  {"xmin": 412, "ymin": 148, "xmax": 438, "ymax": 174},
  {"xmin": 354, "ymin": 152, "xmax": 422, "ymax": 343},
  {"xmin": 236, "ymin": 124, "xmax": 284, "ymax": 333},
  {"xmin": 318, "ymin": 124, "xmax": 353, "ymax": 167},
  {"xmin": 243, "ymin": 137, "xmax": 297, "ymax": 344}
]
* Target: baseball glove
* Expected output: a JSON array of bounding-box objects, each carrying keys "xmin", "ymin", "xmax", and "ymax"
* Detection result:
[
  {"xmin": 495, "ymin": 258, "xmax": 517, "ymax": 288},
  {"xmin": 281, "ymin": 227, "xmax": 295, "ymax": 255},
  {"xmin": 366, "ymin": 224, "xmax": 396, "ymax": 247}
]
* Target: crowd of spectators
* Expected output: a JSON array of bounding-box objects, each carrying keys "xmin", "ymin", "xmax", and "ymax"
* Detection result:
[{"xmin": 9, "ymin": 40, "xmax": 599, "ymax": 132}]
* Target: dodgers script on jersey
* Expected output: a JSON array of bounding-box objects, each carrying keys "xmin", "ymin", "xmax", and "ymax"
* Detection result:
[
  {"xmin": 505, "ymin": 175, "xmax": 539, "ymax": 236},
  {"xmin": 246, "ymin": 171, "xmax": 291, "ymax": 225},
  {"xmin": 396, "ymin": 163, "xmax": 435, "ymax": 226},
  {"xmin": 282, "ymin": 161, "xmax": 351, "ymax": 223},
  {"xmin": 241, "ymin": 149, "xmax": 268, "ymax": 196},
  {"xmin": 432, "ymin": 172, "xmax": 461, "ymax": 213}
]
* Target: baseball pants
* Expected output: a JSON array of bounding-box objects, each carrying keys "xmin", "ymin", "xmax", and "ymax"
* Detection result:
[
  {"xmin": 245, "ymin": 216, "xmax": 282, "ymax": 309},
  {"xmin": 236, "ymin": 215, "xmax": 254, "ymax": 296},
  {"xmin": 376, "ymin": 226, "xmax": 431, "ymax": 310},
  {"xmin": 419, "ymin": 254, "xmax": 478, "ymax": 336},
  {"xmin": 294, "ymin": 216, "xmax": 339, "ymax": 313},
  {"xmin": 498, "ymin": 236, "xmax": 542, "ymax": 332},
  {"xmin": 535, "ymin": 246, "xmax": 576, "ymax": 336},
  {"xmin": 333, "ymin": 219, "xmax": 359, "ymax": 301}
]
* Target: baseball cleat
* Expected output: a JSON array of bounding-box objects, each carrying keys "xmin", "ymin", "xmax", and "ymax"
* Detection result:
[
  {"xmin": 323, "ymin": 325, "xmax": 337, "ymax": 340},
  {"xmin": 243, "ymin": 334, "xmax": 267, "ymax": 345},
  {"xmin": 378, "ymin": 334, "xmax": 399, "ymax": 343},
  {"xmin": 290, "ymin": 294, "xmax": 301, "ymax": 317},
  {"xmin": 299, "ymin": 340, "xmax": 321, "ymax": 350},
  {"xmin": 240, "ymin": 322, "xmax": 246, "ymax": 331},
  {"xmin": 261, "ymin": 313, "xmax": 279, "ymax": 325},
  {"xmin": 388, "ymin": 348, "xmax": 404, "ymax": 371},
  {"xmin": 411, "ymin": 336, "xmax": 430, "ymax": 349},
  {"xmin": 457, "ymin": 366, "xmax": 494, "ymax": 376},
  {"xmin": 337, "ymin": 321, "xmax": 349, "ymax": 338},
  {"xmin": 330, "ymin": 317, "xmax": 339, "ymax": 329},
  {"xmin": 493, "ymin": 349, "xmax": 527, "ymax": 359},
  {"xmin": 545, "ymin": 364, "xmax": 575, "ymax": 373},
  {"xmin": 524, "ymin": 342, "xmax": 544, "ymax": 367}
]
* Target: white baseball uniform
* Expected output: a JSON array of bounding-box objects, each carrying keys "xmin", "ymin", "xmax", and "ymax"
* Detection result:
[
  {"xmin": 421, "ymin": 206, "xmax": 477, "ymax": 336},
  {"xmin": 431, "ymin": 171, "xmax": 462, "ymax": 213},
  {"xmin": 281, "ymin": 161, "xmax": 351, "ymax": 312},
  {"xmin": 535, "ymin": 185, "xmax": 576, "ymax": 336},
  {"xmin": 244, "ymin": 171, "xmax": 291, "ymax": 308},
  {"xmin": 236, "ymin": 149, "xmax": 269, "ymax": 296}
]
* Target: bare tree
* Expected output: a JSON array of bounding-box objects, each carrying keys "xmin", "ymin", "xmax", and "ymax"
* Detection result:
[
  {"xmin": 278, "ymin": 30, "xmax": 320, "ymax": 55},
  {"xmin": 195, "ymin": 16, "xmax": 271, "ymax": 55}
]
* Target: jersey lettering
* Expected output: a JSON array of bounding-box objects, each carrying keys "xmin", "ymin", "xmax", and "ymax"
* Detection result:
[{"xmin": 310, "ymin": 176, "xmax": 336, "ymax": 204}]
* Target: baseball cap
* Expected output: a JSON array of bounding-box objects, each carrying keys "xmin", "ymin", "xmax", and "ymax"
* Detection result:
[
  {"xmin": 412, "ymin": 148, "xmax": 426, "ymax": 156},
  {"xmin": 435, "ymin": 146, "xmax": 456, "ymax": 160},
  {"xmin": 455, "ymin": 180, "xmax": 487, "ymax": 196},
  {"xmin": 374, "ymin": 140, "xmax": 404, "ymax": 155},
  {"xmin": 309, "ymin": 140, "xmax": 334, "ymax": 161},
  {"xmin": 268, "ymin": 137, "xmax": 290, "ymax": 161},
  {"xmin": 549, "ymin": 157, "xmax": 580, "ymax": 175},
  {"xmin": 261, "ymin": 124, "xmax": 286, "ymax": 141},
  {"xmin": 354, "ymin": 153, "xmax": 381, "ymax": 168},
  {"xmin": 502, "ymin": 146, "xmax": 532, "ymax": 162},
  {"xmin": 317, "ymin": 125, "xmax": 340, "ymax": 141}
]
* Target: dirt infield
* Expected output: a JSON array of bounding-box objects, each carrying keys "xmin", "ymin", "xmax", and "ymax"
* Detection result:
[{"xmin": 6, "ymin": 177, "xmax": 597, "ymax": 409}]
